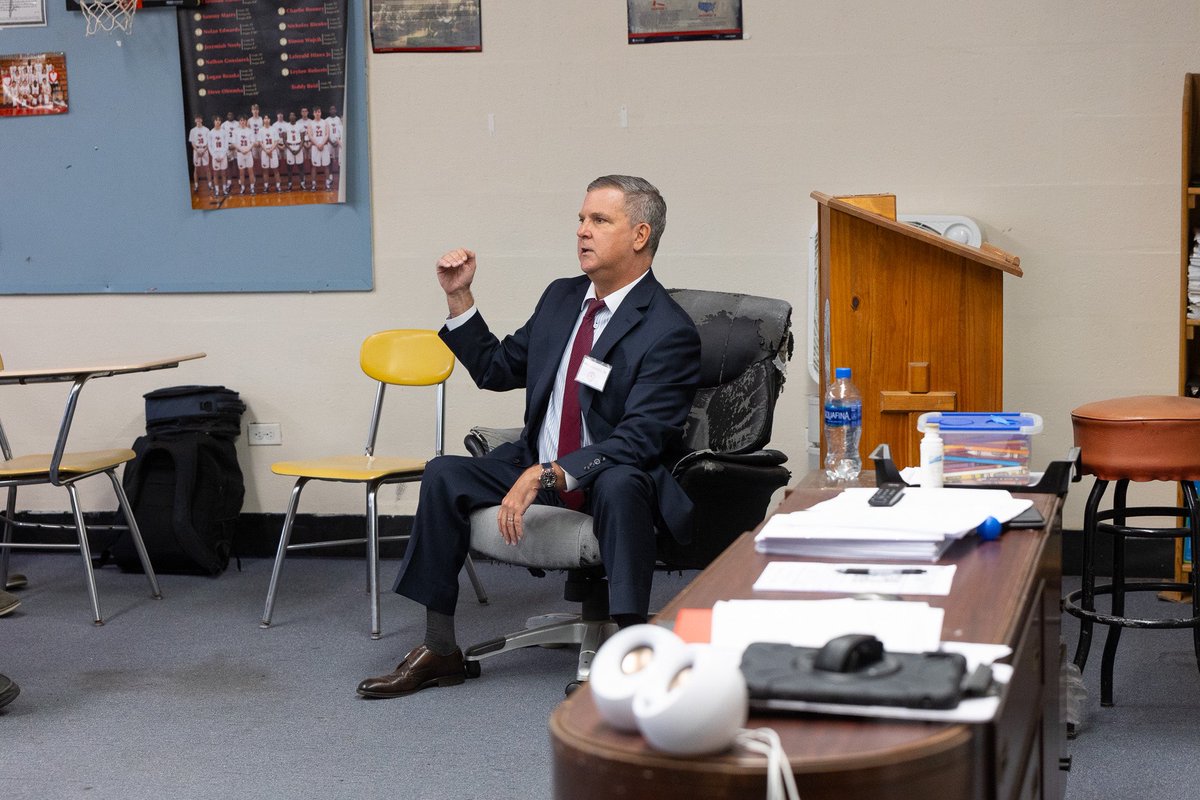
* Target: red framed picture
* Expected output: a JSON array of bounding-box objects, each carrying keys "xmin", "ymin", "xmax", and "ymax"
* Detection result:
[{"xmin": 1, "ymin": 52, "xmax": 68, "ymax": 117}]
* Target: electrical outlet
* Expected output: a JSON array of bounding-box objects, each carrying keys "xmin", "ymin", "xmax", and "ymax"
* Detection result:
[{"xmin": 248, "ymin": 422, "xmax": 282, "ymax": 446}]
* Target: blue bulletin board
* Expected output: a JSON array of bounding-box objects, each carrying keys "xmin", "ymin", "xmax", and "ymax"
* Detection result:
[{"xmin": 0, "ymin": 1, "xmax": 372, "ymax": 294}]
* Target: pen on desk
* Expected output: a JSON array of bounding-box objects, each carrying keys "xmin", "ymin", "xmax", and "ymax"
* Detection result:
[{"xmin": 836, "ymin": 567, "xmax": 927, "ymax": 575}]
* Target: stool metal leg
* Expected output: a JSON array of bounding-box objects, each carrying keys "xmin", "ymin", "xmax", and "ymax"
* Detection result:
[
  {"xmin": 1074, "ymin": 478, "xmax": 1108, "ymax": 671},
  {"xmin": 1099, "ymin": 479, "xmax": 1129, "ymax": 706}
]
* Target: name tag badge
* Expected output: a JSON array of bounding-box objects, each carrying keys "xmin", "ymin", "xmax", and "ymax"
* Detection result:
[{"xmin": 576, "ymin": 355, "xmax": 612, "ymax": 392}]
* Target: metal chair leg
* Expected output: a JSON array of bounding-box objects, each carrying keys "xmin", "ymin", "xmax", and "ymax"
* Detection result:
[
  {"xmin": 261, "ymin": 478, "xmax": 308, "ymax": 629},
  {"xmin": 66, "ymin": 483, "xmax": 103, "ymax": 626},
  {"xmin": 464, "ymin": 554, "xmax": 488, "ymax": 605},
  {"xmin": 0, "ymin": 486, "xmax": 14, "ymax": 587},
  {"xmin": 575, "ymin": 620, "xmax": 619, "ymax": 683},
  {"xmin": 108, "ymin": 470, "xmax": 161, "ymax": 599},
  {"xmin": 366, "ymin": 482, "xmax": 382, "ymax": 640}
]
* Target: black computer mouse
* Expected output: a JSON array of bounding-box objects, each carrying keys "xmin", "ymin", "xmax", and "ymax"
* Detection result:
[{"xmin": 813, "ymin": 633, "xmax": 885, "ymax": 673}]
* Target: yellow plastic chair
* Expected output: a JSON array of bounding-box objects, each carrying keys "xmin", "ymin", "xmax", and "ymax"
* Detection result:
[
  {"xmin": 0, "ymin": 354, "xmax": 164, "ymax": 626},
  {"xmin": 260, "ymin": 330, "xmax": 488, "ymax": 639}
]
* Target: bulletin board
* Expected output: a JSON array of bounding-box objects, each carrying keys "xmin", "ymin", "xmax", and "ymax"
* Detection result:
[{"xmin": 0, "ymin": 1, "xmax": 372, "ymax": 294}]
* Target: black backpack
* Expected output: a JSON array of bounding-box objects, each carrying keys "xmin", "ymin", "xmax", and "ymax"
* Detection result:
[{"xmin": 109, "ymin": 386, "xmax": 246, "ymax": 576}]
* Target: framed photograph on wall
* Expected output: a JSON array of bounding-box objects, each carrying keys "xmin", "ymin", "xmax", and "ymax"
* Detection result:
[
  {"xmin": 370, "ymin": 0, "xmax": 482, "ymax": 53},
  {"xmin": 1, "ymin": 0, "xmax": 47, "ymax": 29},
  {"xmin": 627, "ymin": 0, "xmax": 743, "ymax": 44},
  {"xmin": 1, "ymin": 52, "xmax": 68, "ymax": 117}
]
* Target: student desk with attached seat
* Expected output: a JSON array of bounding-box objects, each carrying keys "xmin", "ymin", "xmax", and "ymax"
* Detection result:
[{"xmin": 549, "ymin": 475, "xmax": 1068, "ymax": 800}]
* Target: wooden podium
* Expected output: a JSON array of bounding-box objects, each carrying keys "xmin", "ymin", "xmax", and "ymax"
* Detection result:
[{"xmin": 812, "ymin": 192, "xmax": 1023, "ymax": 468}]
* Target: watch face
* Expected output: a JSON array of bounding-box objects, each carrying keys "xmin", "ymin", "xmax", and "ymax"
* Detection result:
[{"xmin": 541, "ymin": 468, "xmax": 557, "ymax": 490}]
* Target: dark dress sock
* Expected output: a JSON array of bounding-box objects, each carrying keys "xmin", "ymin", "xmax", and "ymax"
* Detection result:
[{"xmin": 424, "ymin": 608, "xmax": 458, "ymax": 656}]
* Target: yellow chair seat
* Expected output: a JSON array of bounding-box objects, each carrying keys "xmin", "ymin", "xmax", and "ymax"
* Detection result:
[
  {"xmin": 271, "ymin": 454, "xmax": 428, "ymax": 482},
  {"xmin": 0, "ymin": 449, "xmax": 135, "ymax": 478}
]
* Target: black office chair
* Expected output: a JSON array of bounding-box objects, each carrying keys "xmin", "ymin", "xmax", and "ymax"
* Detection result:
[{"xmin": 463, "ymin": 289, "xmax": 793, "ymax": 690}]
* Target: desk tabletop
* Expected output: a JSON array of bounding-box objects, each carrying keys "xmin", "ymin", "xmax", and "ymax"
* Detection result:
[
  {"xmin": 549, "ymin": 478, "xmax": 1064, "ymax": 797},
  {"xmin": 0, "ymin": 353, "xmax": 207, "ymax": 385}
]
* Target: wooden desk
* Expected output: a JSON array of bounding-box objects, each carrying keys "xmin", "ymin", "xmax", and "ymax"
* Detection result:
[
  {"xmin": 0, "ymin": 353, "xmax": 207, "ymax": 386},
  {"xmin": 550, "ymin": 480, "xmax": 1067, "ymax": 800},
  {"xmin": 0, "ymin": 353, "xmax": 207, "ymax": 482}
]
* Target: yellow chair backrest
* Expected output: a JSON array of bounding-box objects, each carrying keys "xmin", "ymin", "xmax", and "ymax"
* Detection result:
[{"xmin": 360, "ymin": 330, "xmax": 455, "ymax": 386}]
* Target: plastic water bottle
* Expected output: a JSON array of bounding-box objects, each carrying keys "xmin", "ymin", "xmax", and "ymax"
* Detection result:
[{"xmin": 824, "ymin": 367, "xmax": 862, "ymax": 481}]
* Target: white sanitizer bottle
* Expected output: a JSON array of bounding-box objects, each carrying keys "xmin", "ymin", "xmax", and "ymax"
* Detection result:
[{"xmin": 920, "ymin": 422, "xmax": 944, "ymax": 488}]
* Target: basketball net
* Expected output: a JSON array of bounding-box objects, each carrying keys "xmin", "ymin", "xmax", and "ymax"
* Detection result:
[{"xmin": 78, "ymin": 0, "xmax": 139, "ymax": 36}]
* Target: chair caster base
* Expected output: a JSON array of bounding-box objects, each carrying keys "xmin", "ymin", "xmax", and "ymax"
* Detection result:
[
  {"xmin": 465, "ymin": 660, "xmax": 482, "ymax": 679},
  {"xmin": 565, "ymin": 680, "xmax": 582, "ymax": 696}
]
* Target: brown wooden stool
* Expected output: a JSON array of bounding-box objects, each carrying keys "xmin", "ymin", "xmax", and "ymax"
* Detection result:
[{"xmin": 1063, "ymin": 395, "xmax": 1200, "ymax": 706}]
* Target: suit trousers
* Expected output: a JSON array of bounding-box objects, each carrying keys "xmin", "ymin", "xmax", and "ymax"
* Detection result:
[{"xmin": 393, "ymin": 454, "xmax": 659, "ymax": 618}]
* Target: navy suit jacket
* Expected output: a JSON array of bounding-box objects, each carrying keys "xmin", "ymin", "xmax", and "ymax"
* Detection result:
[{"xmin": 440, "ymin": 270, "xmax": 702, "ymax": 543}]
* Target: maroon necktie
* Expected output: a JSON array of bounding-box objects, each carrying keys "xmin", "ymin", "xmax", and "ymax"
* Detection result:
[{"xmin": 557, "ymin": 298, "xmax": 606, "ymax": 509}]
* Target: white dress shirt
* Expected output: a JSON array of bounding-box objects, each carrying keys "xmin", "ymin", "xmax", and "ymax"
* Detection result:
[{"xmin": 444, "ymin": 270, "xmax": 650, "ymax": 488}]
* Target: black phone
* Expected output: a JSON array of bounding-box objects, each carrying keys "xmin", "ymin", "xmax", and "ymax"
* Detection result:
[{"xmin": 1006, "ymin": 506, "xmax": 1046, "ymax": 529}]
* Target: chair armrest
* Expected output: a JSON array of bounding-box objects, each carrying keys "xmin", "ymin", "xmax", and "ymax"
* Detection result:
[
  {"xmin": 672, "ymin": 448, "xmax": 788, "ymax": 477},
  {"xmin": 464, "ymin": 426, "xmax": 523, "ymax": 458}
]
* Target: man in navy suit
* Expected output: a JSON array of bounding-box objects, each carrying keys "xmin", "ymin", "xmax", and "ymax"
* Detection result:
[{"xmin": 358, "ymin": 175, "xmax": 701, "ymax": 698}]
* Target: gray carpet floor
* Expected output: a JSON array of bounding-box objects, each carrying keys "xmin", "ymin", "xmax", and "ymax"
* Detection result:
[
  {"xmin": 0, "ymin": 553, "xmax": 692, "ymax": 800},
  {"xmin": 1, "ymin": 556, "xmax": 1197, "ymax": 799},
  {"xmin": 1059, "ymin": 575, "xmax": 1200, "ymax": 800}
]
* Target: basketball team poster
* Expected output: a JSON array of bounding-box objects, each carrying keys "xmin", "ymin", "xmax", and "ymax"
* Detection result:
[
  {"xmin": 1, "ymin": 52, "xmax": 67, "ymax": 117},
  {"xmin": 177, "ymin": 0, "xmax": 349, "ymax": 211}
]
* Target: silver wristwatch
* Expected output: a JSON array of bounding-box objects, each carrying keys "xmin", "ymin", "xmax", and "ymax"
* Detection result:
[{"xmin": 539, "ymin": 462, "xmax": 558, "ymax": 490}]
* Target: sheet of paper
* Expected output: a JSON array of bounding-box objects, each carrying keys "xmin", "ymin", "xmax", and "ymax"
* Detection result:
[
  {"xmin": 710, "ymin": 598, "xmax": 944, "ymax": 655},
  {"xmin": 752, "ymin": 561, "xmax": 957, "ymax": 596}
]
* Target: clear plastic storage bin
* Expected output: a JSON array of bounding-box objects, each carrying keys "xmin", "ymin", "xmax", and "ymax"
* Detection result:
[{"xmin": 916, "ymin": 412, "xmax": 1043, "ymax": 485}]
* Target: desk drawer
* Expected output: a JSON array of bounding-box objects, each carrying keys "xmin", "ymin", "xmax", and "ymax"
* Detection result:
[{"xmin": 992, "ymin": 581, "xmax": 1044, "ymax": 800}]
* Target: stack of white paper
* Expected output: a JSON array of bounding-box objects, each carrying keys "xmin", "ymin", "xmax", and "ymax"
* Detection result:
[{"xmin": 753, "ymin": 487, "xmax": 1033, "ymax": 561}]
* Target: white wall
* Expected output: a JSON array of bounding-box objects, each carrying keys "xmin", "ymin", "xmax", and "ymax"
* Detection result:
[{"xmin": 5, "ymin": 1, "xmax": 1195, "ymax": 528}]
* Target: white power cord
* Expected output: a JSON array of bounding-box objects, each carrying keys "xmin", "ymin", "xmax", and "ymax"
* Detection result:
[{"xmin": 735, "ymin": 727, "xmax": 801, "ymax": 800}]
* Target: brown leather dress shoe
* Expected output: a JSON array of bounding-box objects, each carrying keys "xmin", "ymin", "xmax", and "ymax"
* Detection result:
[{"xmin": 356, "ymin": 645, "xmax": 468, "ymax": 698}]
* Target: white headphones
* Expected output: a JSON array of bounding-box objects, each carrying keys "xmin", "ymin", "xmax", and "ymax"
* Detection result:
[{"xmin": 591, "ymin": 624, "xmax": 748, "ymax": 755}]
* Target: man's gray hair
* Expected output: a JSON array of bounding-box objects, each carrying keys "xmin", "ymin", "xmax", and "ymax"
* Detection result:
[{"xmin": 587, "ymin": 175, "xmax": 667, "ymax": 255}]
